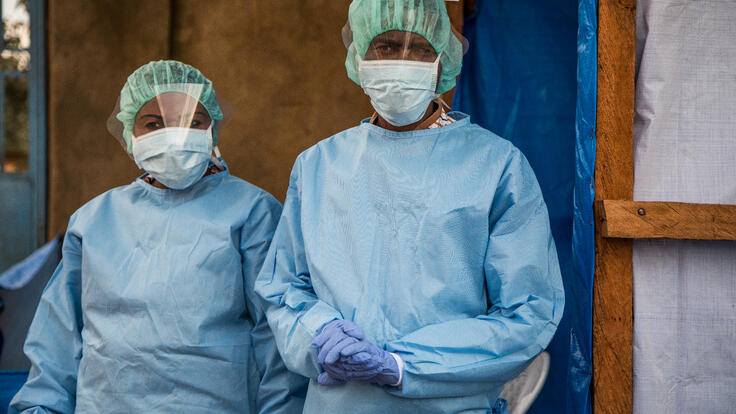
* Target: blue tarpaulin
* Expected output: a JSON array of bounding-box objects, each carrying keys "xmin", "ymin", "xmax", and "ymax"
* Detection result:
[
  {"xmin": 0, "ymin": 234, "xmax": 61, "ymax": 290},
  {"xmin": 453, "ymin": 1, "xmax": 596, "ymax": 413},
  {"xmin": 0, "ymin": 371, "xmax": 27, "ymax": 414}
]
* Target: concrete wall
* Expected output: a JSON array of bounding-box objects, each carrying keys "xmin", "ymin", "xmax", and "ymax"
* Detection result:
[
  {"xmin": 47, "ymin": 0, "xmax": 371, "ymax": 235},
  {"xmin": 47, "ymin": 1, "xmax": 172, "ymax": 235}
]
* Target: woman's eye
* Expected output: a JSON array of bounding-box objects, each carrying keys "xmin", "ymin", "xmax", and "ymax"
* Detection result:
[
  {"xmin": 145, "ymin": 121, "xmax": 163, "ymax": 130},
  {"xmin": 191, "ymin": 119, "xmax": 201, "ymax": 128}
]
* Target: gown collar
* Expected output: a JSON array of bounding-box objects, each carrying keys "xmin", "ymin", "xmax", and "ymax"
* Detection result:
[
  {"xmin": 133, "ymin": 162, "xmax": 229, "ymax": 201},
  {"xmin": 360, "ymin": 111, "xmax": 470, "ymax": 139}
]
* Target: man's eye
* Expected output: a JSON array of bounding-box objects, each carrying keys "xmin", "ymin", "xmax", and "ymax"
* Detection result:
[{"xmin": 191, "ymin": 120, "xmax": 201, "ymax": 128}]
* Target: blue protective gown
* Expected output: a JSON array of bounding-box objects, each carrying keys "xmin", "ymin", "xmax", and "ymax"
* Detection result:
[
  {"xmin": 10, "ymin": 168, "xmax": 308, "ymax": 414},
  {"xmin": 255, "ymin": 113, "xmax": 565, "ymax": 413}
]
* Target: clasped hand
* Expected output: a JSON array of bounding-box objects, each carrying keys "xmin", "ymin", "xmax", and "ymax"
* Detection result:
[{"xmin": 311, "ymin": 320, "xmax": 400, "ymax": 386}]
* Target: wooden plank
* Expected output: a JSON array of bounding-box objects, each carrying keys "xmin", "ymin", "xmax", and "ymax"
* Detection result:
[
  {"xmin": 593, "ymin": 0, "xmax": 637, "ymax": 413},
  {"xmin": 596, "ymin": 200, "xmax": 736, "ymax": 241}
]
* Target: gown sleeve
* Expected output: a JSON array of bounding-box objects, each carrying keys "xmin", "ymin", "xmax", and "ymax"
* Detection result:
[
  {"xmin": 385, "ymin": 148, "xmax": 565, "ymax": 399},
  {"xmin": 255, "ymin": 157, "xmax": 343, "ymax": 379},
  {"xmin": 241, "ymin": 193, "xmax": 309, "ymax": 414},
  {"xmin": 10, "ymin": 215, "xmax": 84, "ymax": 414}
]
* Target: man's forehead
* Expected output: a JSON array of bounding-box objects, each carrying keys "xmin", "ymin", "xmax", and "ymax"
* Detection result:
[{"xmin": 372, "ymin": 30, "xmax": 431, "ymax": 44}]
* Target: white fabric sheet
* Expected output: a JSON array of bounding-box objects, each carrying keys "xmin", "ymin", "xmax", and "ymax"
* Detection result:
[{"xmin": 633, "ymin": 1, "xmax": 736, "ymax": 412}]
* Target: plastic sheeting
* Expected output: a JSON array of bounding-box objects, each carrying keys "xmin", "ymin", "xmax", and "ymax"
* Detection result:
[
  {"xmin": 571, "ymin": 0, "xmax": 596, "ymax": 412},
  {"xmin": 0, "ymin": 234, "xmax": 61, "ymax": 290},
  {"xmin": 453, "ymin": 1, "xmax": 596, "ymax": 412},
  {"xmin": 0, "ymin": 371, "xmax": 27, "ymax": 414},
  {"xmin": 0, "ymin": 237, "xmax": 61, "ymax": 369},
  {"xmin": 633, "ymin": 1, "xmax": 736, "ymax": 412}
]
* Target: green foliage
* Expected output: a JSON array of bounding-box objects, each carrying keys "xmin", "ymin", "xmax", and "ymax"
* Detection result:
[
  {"xmin": 5, "ymin": 76, "xmax": 28, "ymax": 154},
  {"xmin": 1, "ymin": 0, "xmax": 29, "ymax": 170}
]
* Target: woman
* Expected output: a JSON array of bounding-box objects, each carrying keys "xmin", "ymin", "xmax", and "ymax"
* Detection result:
[{"xmin": 10, "ymin": 60, "xmax": 306, "ymax": 413}]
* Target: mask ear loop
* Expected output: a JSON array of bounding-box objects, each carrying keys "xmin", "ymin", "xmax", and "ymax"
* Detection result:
[
  {"xmin": 432, "ymin": 52, "xmax": 447, "ymax": 107},
  {"xmin": 205, "ymin": 123, "xmax": 225, "ymax": 171},
  {"xmin": 436, "ymin": 96, "xmax": 452, "ymax": 110},
  {"xmin": 211, "ymin": 146, "xmax": 225, "ymax": 171}
]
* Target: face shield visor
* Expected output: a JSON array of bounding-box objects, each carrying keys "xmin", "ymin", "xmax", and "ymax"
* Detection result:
[
  {"xmin": 342, "ymin": 0, "xmax": 469, "ymax": 126},
  {"xmin": 106, "ymin": 84, "xmax": 234, "ymax": 189},
  {"xmin": 341, "ymin": 1, "xmax": 469, "ymax": 95},
  {"xmin": 342, "ymin": 23, "xmax": 468, "ymax": 63},
  {"xmin": 343, "ymin": 25, "xmax": 468, "ymax": 126}
]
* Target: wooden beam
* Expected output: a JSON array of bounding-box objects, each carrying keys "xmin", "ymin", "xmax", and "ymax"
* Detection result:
[
  {"xmin": 596, "ymin": 200, "xmax": 736, "ymax": 241},
  {"xmin": 593, "ymin": 0, "xmax": 637, "ymax": 413}
]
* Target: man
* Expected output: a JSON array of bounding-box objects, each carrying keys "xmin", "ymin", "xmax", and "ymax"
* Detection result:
[{"xmin": 256, "ymin": 1, "xmax": 564, "ymax": 413}]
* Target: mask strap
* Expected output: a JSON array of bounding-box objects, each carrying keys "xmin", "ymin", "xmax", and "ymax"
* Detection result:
[
  {"xmin": 211, "ymin": 146, "xmax": 225, "ymax": 171},
  {"xmin": 427, "ymin": 52, "xmax": 444, "ymax": 101},
  {"xmin": 436, "ymin": 96, "xmax": 451, "ymax": 110},
  {"xmin": 204, "ymin": 124, "xmax": 225, "ymax": 171}
]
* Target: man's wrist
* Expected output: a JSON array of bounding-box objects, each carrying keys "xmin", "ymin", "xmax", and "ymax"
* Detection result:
[{"xmin": 388, "ymin": 352, "xmax": 404, "ymax": 386}]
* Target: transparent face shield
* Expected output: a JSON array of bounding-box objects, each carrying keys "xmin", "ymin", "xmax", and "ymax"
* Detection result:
[
  {"xmin": 341, "ymin": 22, "xmax": 469, "ymax": 62},
  {"xmin": 107, "ymin": 83, "xmax": 234, "ymax": 168},
  {"xmin": 343, "ymin": 18, "xmax": 468, "ymax": 112}
]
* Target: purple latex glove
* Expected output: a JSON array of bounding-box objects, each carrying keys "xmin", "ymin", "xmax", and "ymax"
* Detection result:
[
  {"xmin": 312, "ymin": 320, "xmax": 365, "ymax": 385},
  {"xmin": 316, "ymin": 371, "xmax": 345, "ymax": 386},
  {"xmin": 312, "ymin": 320, "xmax": 365, "ymax": 364},
  {"xmin": 332, "ymin": 338, "xmax": 400, "ymax": 386}
]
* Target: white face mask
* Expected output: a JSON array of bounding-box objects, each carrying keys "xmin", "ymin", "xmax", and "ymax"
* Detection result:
[
  {"xmin": 358, "ymin": 54, "xmax": 440, "ymax": 127},
  {"xmin": 132, "ymin": 126, "xmax": 213, "ymax": 190}
]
